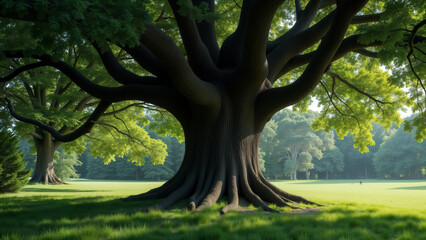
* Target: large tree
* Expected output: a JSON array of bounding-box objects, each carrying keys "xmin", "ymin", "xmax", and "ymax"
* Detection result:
[
  {"xmin": 0, "ymin": 22, "xmax": 168, "ymax": 184},
  {"xmin": 0, "ymin": 0, "xmax": 425, "ymax": 212},
  {"xmin": 261, "ymin": 110, "xmax": 335, "ymax": 180}
]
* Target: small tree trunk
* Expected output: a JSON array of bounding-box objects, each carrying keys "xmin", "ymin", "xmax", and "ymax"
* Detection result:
[
  {"xmin": 364, "ymin": 165, "xmax": 368, "ymax": 179},
  {"xmin": 326, "ymin": 171, "xmax": 329, "ymax": 180},
  {"xmin": 29, "ymin": 132, "xmax": 65, "ymax": 184},
  {"xmin": 306, "ymin": 170, "xmax": 310, "ymax": 180}
]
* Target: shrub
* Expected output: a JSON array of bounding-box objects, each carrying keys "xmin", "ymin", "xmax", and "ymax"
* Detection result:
[{"xmin": 0, "ymin": 130, "xmax": 32, "ymax": 193}]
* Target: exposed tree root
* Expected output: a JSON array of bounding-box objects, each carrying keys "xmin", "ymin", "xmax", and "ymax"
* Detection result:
[
  {"xmin": 29, "ymin": 171, "xmax": 67, "ymax": 185},
  {"xmin": 123, "ymin": 156, "xmax": 321, "ymax": 214},
  {"xmin": 123, "ymin": 107, "xmax": 322, "ymax": 213}
]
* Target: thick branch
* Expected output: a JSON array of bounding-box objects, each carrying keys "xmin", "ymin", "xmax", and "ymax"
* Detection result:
[
  {"xmin": 2, "ymin": 50, "xmax": 187, "ymax": 117},
  {"xmin": 122, "ymin": 44, "xmax": 166, "ymax": 79},
  {"xmin": 192, "ymin": 0, "xmax": 220, "ymax": 63},
  {"xmin": 168, "ymin": 0, "xmax": 218, "ymax": 80},
  {"xmin": 233, "ymin": 0, "xmax": 286, "ymax": 88},
  {"xmin": 319, "ymin": 0, "xmax": 335, "ymax": 8},
  {"xmin": 219, "ymin": 0, "xmax": 284, "ymax": 77},
  {"xmin": 93, "ymin": 44, "xmax": 161, "ymax": 85},
  {"xmin": 354, "ymin": 49, "xmax": 378, "ymax": 58},
  {"xmin": 268, "ymin": 11, "xmax": 381, "ymax": 81},
  {"xmin": 140, "ymin": 24, "xmax": 220, "ymax": 106},
  {"xmin": 295, "ymin": 0, "xmax": 302, "ymax": 20}
]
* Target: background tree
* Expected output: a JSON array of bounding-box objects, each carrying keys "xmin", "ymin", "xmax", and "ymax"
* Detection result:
[
  {"xmin": 261, "ymin": 110, "xmax": 334, "ymax": 180},
  {"xmin": 0, "ymin": 21, "xmax": 169, "ymax": 184},
  {"xmin": 53, "ymin": 147, "xmax": 81, "ymax": 181},
  {"xmin": 373, "ymin": 121, "xmax": 426, "ymax": 179},
  {"xmin": 335, "ymin": 124, "xmax": 388, "ymax": 179},
  {"xmin": 0, "ymin": 130, "xmax": 31, "ymax": 193},
  {"xmin": 0, "ymin": 0, "xmax": 424, "ymax": 212},
  {"xmin": 312, "ymin": 147, "xmax": 344, "ymax": 179}
]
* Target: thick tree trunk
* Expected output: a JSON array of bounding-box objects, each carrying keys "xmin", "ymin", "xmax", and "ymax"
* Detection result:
[
  {"xmin": 29, "ymin": 132, "xmax": 65, "ymax": 184},
  {"xmin": 125, "ymin": 95, "xmax": 319, "ymax": 213}
]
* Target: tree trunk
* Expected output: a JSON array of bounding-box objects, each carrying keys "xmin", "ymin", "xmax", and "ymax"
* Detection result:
[
  {"xmin": 364, "ymin": 165, "xmax": 368, "ymax": 179},
  {"xmin": 306, "ymin": 171, "xmax": 310, "ymax": 180},
  {"xmin": 29, "ymin": 132, "xmax": 65, "ymax": 184},
  {"xmin": 124, "ymin": 96, "xmax": 319, "ymax": 213},
  {"xmin": 326, "ymin": 171, "xmax": 329, "ymax": 180}
]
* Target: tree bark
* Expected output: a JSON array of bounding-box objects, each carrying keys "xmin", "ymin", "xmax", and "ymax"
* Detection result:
[{"xmin": 29, "ymin": 131, "xmax": 65, "ymax": 184}]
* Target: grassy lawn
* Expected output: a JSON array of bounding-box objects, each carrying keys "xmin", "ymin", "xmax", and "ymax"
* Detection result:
[{"xmin": 1, "ymin": 179, "xmax": 425, "ymax": 240}]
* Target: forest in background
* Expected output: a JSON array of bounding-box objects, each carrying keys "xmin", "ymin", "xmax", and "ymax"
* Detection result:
[{"xmin": 18, "ymin": 110, "xmax": 426, "ymax": 181}]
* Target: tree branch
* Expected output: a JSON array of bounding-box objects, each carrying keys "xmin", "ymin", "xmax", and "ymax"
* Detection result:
[
  {"xmin": 92, "ymin": 120, "xmax": 149, "ymax": 149},
  {"xmin": 3, "ymin": 97, "xmax": 112, "ymax": 142},
  {"xmin": 230, "ymin": 0, "xmax": 286, "ymax": 89},
  {"xmin": 319, "ymin": 81, "xmax": 361, "ymax": 127},
  {"xmin": 295, "ymin": 0, "xmax": 302, "ymax": 20},
  {"xmin": 168, "ymin": 0, "xmax": 219, "ymax": 80},
  {"xmin": 256, "ymin": 0, "xmax": 369, "ymax": 125},
  {"xmin": 407, "ymin": 19, "xmax": 426, "ymax": 94},
  {"xmin": 277, "ymin": 34, "xmax": 382, "ymax": 77},
  {"xmin": 354, "ymin": 49, "xmax": 378, "ymax": 58},
  {"xmin": 1, "ymin": 50, "xmax": 187, "ymax": 116},
  {"xmin": 139, "ymin": 24, "xmax": 220, "ymax": 106},
  {"xmin": 319, "ymin": 0, "xmax": 335, "ymax": 9},
  {"xmin": 267, "ymin": 11, "xmax": 382, "ymax": 81},
  {"xmin": 192, "ymin": 0, "xmax": 220, "ymax": 63},
  {"xmin": 29, "ymin": 131, "xmax": 43, "ymax": 140},
  {"xmin": 93, "ymin": 44, "xmax": 161, "ymax": 85},
  {"xmin": 121, "ymin": 44, "xmax": 166, "ymax": 79},
  {"xmin": 0, "ymin": 62, "xmax": 49, "ymax": 82},
  {"xmin": 328, "ymin": 71, "xmax": 389, "ymax": 104}
]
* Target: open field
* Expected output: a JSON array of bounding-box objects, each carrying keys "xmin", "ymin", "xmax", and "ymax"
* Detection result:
[{"xmin": 1, "ymin": 179, "xmax": 425, "ymax": 240}]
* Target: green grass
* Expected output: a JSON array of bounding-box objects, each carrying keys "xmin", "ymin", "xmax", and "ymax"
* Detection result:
[{"xmin": 1, "ymin": 179, "xmax": 425, "ymax": 240}]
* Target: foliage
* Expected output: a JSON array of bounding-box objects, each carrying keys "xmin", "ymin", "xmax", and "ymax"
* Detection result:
[
  {"xmin": 53, "ymin": 147, "xmax": 82, "ymax": 180},
  {"xmin": 0, "ymin": 0, "xmax": 424, "ymax": 153},
  {"xmin": 311, "ymin": 147, "xmax": 344, "ymax": 179},
  {"xmin": 0, "ymin": 130, "xmax": 31, "ymax": 193},
  {"xmin": 82, "ymin": 131, "xmax": 184, "ymax": 180},
  {"xmin": 374, "ymin": 123, "xmax": 426, "ymax": 179},
  {"xmin": 261, "ymin": 110, "xmax": 335, "ymax": 179}
]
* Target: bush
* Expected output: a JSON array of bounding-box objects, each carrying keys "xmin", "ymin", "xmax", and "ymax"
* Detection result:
[{"xmin": 0, "ymin": 130, "xmax": 32, "ymax": 193}]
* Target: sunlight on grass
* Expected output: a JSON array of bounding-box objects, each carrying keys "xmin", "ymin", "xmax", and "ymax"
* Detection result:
[{"xmin": 1, "ymin": 179, "xmax": 425, "ymax": 239}]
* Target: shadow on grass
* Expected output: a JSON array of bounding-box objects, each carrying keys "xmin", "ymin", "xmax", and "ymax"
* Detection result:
[
  {"xmin": 21, "ymin": 188, "xmax": 108, "ymax": 193},
  {"xmin": 392, "ymin": 186, "xmax": 426, "ymax": 190},
  {"xmin": 277, "ymin": 180, "xmax": 426, "ymax": 185},
  {"xmin": 1, "ymin": 196, "xmax": 425, "ymax": 240}
]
